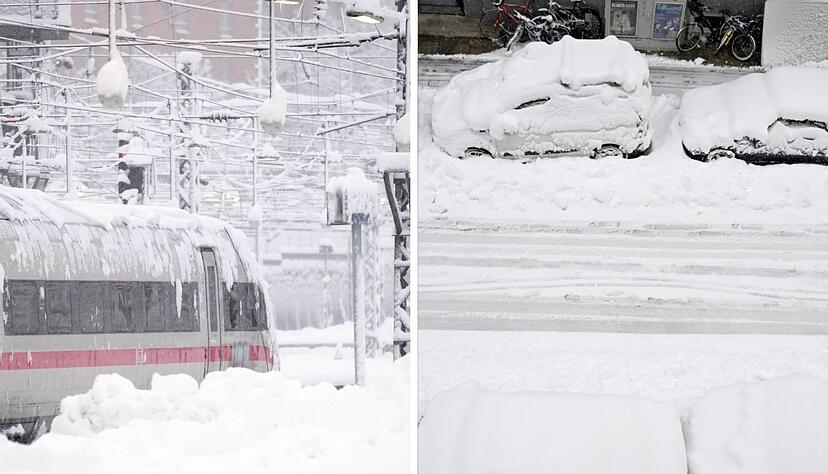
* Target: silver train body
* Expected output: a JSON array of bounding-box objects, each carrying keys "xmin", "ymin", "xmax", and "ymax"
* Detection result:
[{"xmin": 0, "ymin": 187, "xmax": 278, "ymax": 439}]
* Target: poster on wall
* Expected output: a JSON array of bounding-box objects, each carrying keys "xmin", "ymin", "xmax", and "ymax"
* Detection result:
[
  {"xmin": 608, "ymin": 0, "xmax": 638, "ymax": 37},
  {"xmin": 652, "ymin": 2, "xmax": 684, "ymax": 39}
]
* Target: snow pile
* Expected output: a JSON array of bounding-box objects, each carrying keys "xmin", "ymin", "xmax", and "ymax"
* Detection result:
[
  {"xmin": 431, "ymin": 37, "xmax": 651, "ymax": 158},
  {"xmin": 258, "ymin": 77, "xmax": 288, "ymax": 135},
  {"xmin": 0, "ymin": 359, "xmax": 409, "ymax": 474},
  {"xmin": 762, "ymin": 0, "xmax": 828, "ymax": 67},
  {"xmin": 328, "ymin": 167, "xmax": 378, "ymax": 219},
  {"xmin": 375, "ymin": 152, "xmax": 409, "ymax": 172},
  {"xmin": 96, "ymin": 50, "xmax": 129, "ymax": 109},
  {"xmin": 394, "ymin": 112, "xmax": 410, "ymax": 149},
  {"xmin": 419, "ymin": 383, "xmax": 686, "ymax": 474},
  {"xmin": 679, "ymin": 66, "xmax": 828, "ymax": 153},
  {"xmin": 685, "ymin": 374, "xmax": 828, "ymax": 474},
  {"xmin": 345, "ymin": 0, "xmax": 406, "ymax": 23}
]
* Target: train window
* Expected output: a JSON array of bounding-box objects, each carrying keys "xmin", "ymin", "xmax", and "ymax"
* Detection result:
[
  {"xmin": 238, "ymin": 283, "xmax": 256, "ymax": 330},
  {"xmin": 144, "ymin": 282, "xmax": 168, "ymax": 332},
  {"xmin": 223, "ymin": 282, "xmax": 241, "ymax": 330},
  {"xmin": 77, "ymin": 282, "xmax": 105, "ymax": 333},
  {"xmin": 5, "ymin": 280, "xmax": 40, "ymax": 335},
  {"xmin": 206, "ymin": 268, "xmax": 219, "ymax": 332},
  {"xmin": 111, "ymin": 282, "xmax": 144, "ymax": 333},
  {"xmin": 255, "ymin": 286, "xmax": 268, "ymax": 330},
  {"xmin": 45, "ymin": 281, "xmax": 73, "ymax": 334},
  {"xmin": 171, "ymin": 282, "xmax": 198, "ymax": 332}
]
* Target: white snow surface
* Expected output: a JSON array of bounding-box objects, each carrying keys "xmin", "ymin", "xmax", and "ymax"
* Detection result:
[
  {"xmin": 394, "ymin": 112, "xmax": 410, "ymax": 149},
  {"xmin": 421, "ymin": 87, "xmax": 828, "ymax": 225},
  {"xmin": 762, "ymin": 0, "xmax": 828, "ymax": 67},
  {"xmin": 686, "ymin": 374, "xmax": 828, "ymax": 474},
  {"xmin": 431, "ymin": 37, "xmax": 651, "ymax": 158},
  {"xmin": 420, "ymin": 383, "xmax": 686, "ymax": 474},
  {"xmin": 258, "ymin": 78, "xmax": 288, "ymax": 135},
  {"xmin": 0, "ymin": 358, "xmax": 409, "ymax": 474},
  {"xmin": 328, "ymin": 167, "xmax": 378, "ymax": 217},
  {"xmin": 95, "ymin": 50, "xmax": 129, "ymax": 110},
  {"xmin": 679, "ymin": 66, "xmax": 828, "ymax": 154}
]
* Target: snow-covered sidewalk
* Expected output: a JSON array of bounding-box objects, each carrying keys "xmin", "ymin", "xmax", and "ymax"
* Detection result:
[{"xmin": 0, "ymin": 357, "xmax": 409, "ymax": 474}]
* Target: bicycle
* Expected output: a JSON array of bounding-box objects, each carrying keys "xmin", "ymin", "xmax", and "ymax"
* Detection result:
[
  {"xmin": 480, "ymin": 0, "xmax": 534, "ymax": 45},
  {"xmin": 675, "ymin": 0, "xmax": 726, "ymax": 52}
]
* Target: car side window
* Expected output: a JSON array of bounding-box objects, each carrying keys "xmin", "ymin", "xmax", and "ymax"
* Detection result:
[{"xmin": 112, "ymin": 282, "xmax": 144, "ymax": 332}]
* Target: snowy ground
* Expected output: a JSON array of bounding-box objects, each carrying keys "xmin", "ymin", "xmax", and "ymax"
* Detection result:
[
  {"xmin": 0, "ymin": 357, "xmax": 408, "ymax": 474},
  {"xmin": 418, "ymin": 55, "xmax": 828, "ymax": 432},
  {"xmin": 419, "ymin": 330, "xmax": 828, "ymax": 412}
]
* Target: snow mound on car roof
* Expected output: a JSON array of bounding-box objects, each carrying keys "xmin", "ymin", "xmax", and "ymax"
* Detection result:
[
  {"xmin": 679, "ymin": 66, "xmax": 828, "ymax": 153},
  {"xmin": 432, "ymin": 36, "xmax": 650, "ymax": 157}
]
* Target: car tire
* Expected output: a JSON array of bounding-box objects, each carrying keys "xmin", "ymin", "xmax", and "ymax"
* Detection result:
[
  {"xmin": 462, "ymin": 147, "xmax": 494, "ymax": 159},
  {"xmin": 591, "ymin": 145, "xmax": 625, "ymax": 159},
  {"xmin": 705, "ymin": 148, "xmax": 735, "ymax": 162}
]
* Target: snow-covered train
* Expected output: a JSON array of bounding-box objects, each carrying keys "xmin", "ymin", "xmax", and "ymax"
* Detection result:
[{"xmin": 0, "ymin": 186, "xmax": 278, "ymax": 441}]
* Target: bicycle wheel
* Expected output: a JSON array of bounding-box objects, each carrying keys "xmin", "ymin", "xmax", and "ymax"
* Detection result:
[
  {"xmin": 676, "ymin": 23, "xmax": 702, "ymax": 51},
  {"xmin": 581, "ymin": 10, "xmax": 603, "ymax": 39},
  {"xmin": 731, "ymin": 33, "xmax": 756, "ymax": 61},
  {"xmin": 480, "ymin": 9, "xmax": 517, "ymax": 43}
]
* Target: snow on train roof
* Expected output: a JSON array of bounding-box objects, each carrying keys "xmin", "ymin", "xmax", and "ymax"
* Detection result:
[
  {"xmin": 679, "ymin": 66, "xmax": 828, "ymax": 153},
  {"xmin": 0, "ymin": 185, "xmax": 259, "ymax": 288}
]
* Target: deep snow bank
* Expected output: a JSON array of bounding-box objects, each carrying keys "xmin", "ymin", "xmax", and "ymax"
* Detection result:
[
  {"xmin": 762, "ymin": 0, "xmax": 828, "ymax": 67},
  {"xmin": 0, "ymin": 358, "xmax": 409, "ymax": 474},
  {"xmin": 419, "ymin": 383, "xmax": 687, "ymax": 474},
  {"xmin": 686, "ymin": 374, "xmax": 828, "ymax": 474}
]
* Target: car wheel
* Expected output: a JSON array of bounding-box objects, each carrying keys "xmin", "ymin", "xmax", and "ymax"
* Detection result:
[
  {"xmin": 591, "ymin": 145, "xmax": 625, "ymax": 159},
  {"xmin": 705, "ymin": 148, "xmax": 735, "ymax": 162},
  {"xmin": 463, "ymin": 147, "xmax": 493, "ymax": 159}
]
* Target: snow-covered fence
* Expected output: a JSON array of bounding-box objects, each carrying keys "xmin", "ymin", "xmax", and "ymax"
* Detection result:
[{"xmin": 762, "ymin": 0, "xmax": 828, "ymax": 67}]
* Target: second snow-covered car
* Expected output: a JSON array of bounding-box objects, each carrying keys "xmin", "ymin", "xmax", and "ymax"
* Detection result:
[
  {"xmin": 431, "ymin": 36, "xmax": 653, "ymax": 160},
  {"xmin": 679, "ymin": 66, "xmax": 828, "ymax": 164}
]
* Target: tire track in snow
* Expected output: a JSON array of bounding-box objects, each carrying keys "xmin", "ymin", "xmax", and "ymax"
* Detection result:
[{"xmin": 419, "ymin": 225, "xmax": 828, "ymax": 334}]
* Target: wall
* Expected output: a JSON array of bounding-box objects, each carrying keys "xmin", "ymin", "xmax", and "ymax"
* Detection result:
[{"xmin": 762, "ymin": 0, "xmax": 828, "ymax": 66}]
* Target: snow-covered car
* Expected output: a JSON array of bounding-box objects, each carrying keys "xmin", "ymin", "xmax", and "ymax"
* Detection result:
[
  {"xmin": 679, "ymin": 66, "xmax": 828, "ymax": 164},
  {"xmin": 431, "ymin": 36, "xmax": 653, "ymax": 160}
]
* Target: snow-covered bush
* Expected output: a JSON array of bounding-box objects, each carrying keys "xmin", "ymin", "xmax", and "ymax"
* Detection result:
[
  {"xmin": 685, "ymin": 374, "xmax": 828, "ymax": 474},
  {"xmin": 762, "ymin": 0, "xmax": 828, "ymax": 67},
  {"xmin": 96, "ymin": 50, "xmax": 129, "ymax": 109},
  {"xmin": 419, "ymin": 383, "xmax": 687, "ymax": 474},
  {"xmin": 679, "ymin": 66, "xmax": 828, "ymax": 153}
]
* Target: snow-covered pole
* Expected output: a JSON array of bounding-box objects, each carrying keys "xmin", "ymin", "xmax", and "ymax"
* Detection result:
[
  {"xmin": 269, "ymin": 0, "xmax": 276, "ymax": 99},
  {"xmin": 253, "ymin": 117, "xmax": 262, "ymax": 263},
  {"xmin": 109, "ymin": 0, "xmax": 117, "ymax": 54},
  {"xmin": 351, "ymin": 213, "xmax": 368, "ymax": 386},
  {"xmin": 64, "ymin": 92, "xmax": 73, "ymax": 198}
]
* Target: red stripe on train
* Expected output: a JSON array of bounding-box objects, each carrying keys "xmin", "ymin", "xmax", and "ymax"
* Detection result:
[{"xmin": 0, "ymin": 345, "xmax": 272, "ymax": 371}]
